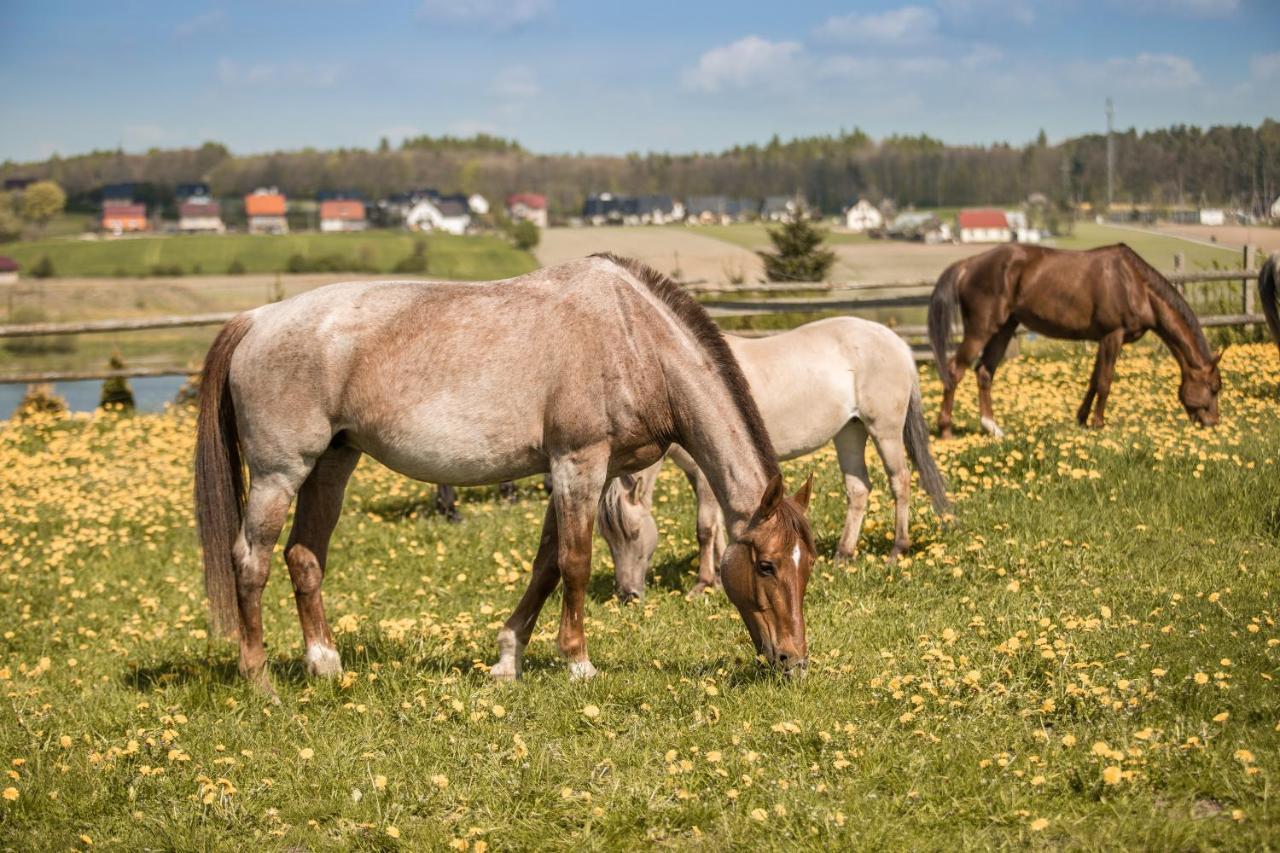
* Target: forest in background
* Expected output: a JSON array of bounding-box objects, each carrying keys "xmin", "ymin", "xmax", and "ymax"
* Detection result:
[{"xmin": 3, "ymin": 120, "xmax": 1278, "ymax": 219}]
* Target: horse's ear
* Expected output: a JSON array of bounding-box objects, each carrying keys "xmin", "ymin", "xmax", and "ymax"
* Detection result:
[
  {"xmin": 757, "ymin": 473, "xmax": 785, "ymax": 519},
  {"xmin": 1212, "ymin": 346, "xmax": 1227, "ymax": 366},
  {"xmin": 792, "ymin": 472, "xmax": 814, "ymax": 513}
]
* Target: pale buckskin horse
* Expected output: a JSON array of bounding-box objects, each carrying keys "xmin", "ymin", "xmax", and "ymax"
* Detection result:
[
  {"xmin": 1261, "ymin": 253, "xmax": 1279, "ymax": 361},
  {"xmin": 194, "ymin": 254, "xmax": 816, "ymax": 693},
  {"xmin": 597, "ymin": 316, "xmax": 952, "ymax": 602},
  {"xmin": 929, "ymin": 243, "xmax": 1222, "ymax": 438}
]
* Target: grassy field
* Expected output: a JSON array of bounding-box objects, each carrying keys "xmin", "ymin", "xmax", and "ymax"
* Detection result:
[
  {"xmin": 1055, "ymin": 222, "xmax": 1241, "ymax": 271},
  {"xmin": 1, "ymin": 342, "xmax": 1278, "ymax": 849},
  {"xmin": 0, "ymin": 231, "xmax": 537, "ymax": 281}
]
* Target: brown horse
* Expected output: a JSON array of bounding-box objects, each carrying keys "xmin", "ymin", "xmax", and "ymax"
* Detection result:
[
  {"xmin": 928, "ymin": 243, "xmax": 1222, "ymax": 438},
  {"xmin": 195, "ymin": 254, "xmax": 816, "ymax": 695},
  {"xmin": 1261, "ymin": 253, "xmax": 1279, "ymax": 360}
]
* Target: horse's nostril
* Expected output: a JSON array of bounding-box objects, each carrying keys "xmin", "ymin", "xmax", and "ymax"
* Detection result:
[{"xmin": 777, "ymin": 652, "xmax": 790, "ymax": 664}]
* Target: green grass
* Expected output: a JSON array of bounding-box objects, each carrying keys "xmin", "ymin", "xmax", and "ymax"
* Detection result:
[
  {"xmin": 1, "ymin": 342, "xmax": 1278, "ymax": 849},
  {"xmin": 1051, "ymin": 222, "xmax": 1240, "ymax": 271},
  {"xmin": 1, "ymin": 231, "xmax": 537, "ymax": 280}
]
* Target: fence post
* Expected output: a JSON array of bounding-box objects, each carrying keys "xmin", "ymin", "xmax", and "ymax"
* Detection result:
[
  {"xmin": 1172, "ymin": 252, "xmax": 1185, "ymax": 294},
  {"xmin": 1243, "ymin": 245, "xmax": 1256, "ymax": 333}
]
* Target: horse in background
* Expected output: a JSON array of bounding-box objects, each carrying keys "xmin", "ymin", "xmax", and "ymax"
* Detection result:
[
  {"xmin": 194, "ymin": 254, "xmax": 816, "ymax": 695},
  {"xmin": 1261, "ymin": 253, "xmax": 1279, "ymax": 360},
  {"xmin": 598, "ymin": 317, "xmax": 951, "ymax": 602},
  {"xmin": 928, "ymin": 243, "xmax": 1222, "ymax": 438}
]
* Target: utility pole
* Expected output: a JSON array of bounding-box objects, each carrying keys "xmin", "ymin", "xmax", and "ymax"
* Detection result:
[{"xmin": 1105, "ymin": 97, "xmax": 1115, "ymax": 210}]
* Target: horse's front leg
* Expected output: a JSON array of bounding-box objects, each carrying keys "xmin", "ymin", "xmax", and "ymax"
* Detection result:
[
  {"xmin": 686, "ymin": 464, "xmax": 723, "ymax": 598},
  {"xmin": 550, "ymin": 446, "xmax": 610, "ymax": 679},
  {"xmin": 1087, "ymin": 331, "xmax": 1124, "ymax": 428}
]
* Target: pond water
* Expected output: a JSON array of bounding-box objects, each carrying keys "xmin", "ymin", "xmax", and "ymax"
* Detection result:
[{"xmin": 0, "ymin": 375, "xmax": 188, "ymax": 419}]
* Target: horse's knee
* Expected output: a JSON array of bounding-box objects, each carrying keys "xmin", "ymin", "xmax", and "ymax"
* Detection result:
[{"xmin": 285, "ymin": 544, "xmax": 324, "ymax": 594}]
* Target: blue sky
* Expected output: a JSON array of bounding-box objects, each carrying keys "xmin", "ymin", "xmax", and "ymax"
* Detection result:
[{"xmin": 1, "ymin": 0, "xmax": 1277, "ymax": 162}]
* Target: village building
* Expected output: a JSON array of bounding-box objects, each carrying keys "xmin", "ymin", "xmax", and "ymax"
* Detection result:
[
  {"xmin": 319, "ymin": 199, "xmax": 368, "ymax": 232},
  {"xmin": 1004, "ymin": 210, "xmax": 1042, "ymax": 243},
  {"xmin": 0, "ymin": 257, "xmax": 19, "ymax": 285},
  {"xmin": 178, "ymin": 200, "xmax": 225, "ymax": 233},
  {"xmin": 406, "ymin": 196, "xmax": 470, "ymax": 235},
  {"xmin": 1198, "ymin": 208, "xmax": 1226, "ymax": 226},
  {"xmin": 507, "ymin": 193, "xmax": 548, "ymax": 228},
  {"xmin": 957, "ymin": 208, "xmax": 1012, "ymax": 243},
  {"xmin": 102, "ymin": 202, "xmax": 148, "ymax": 234},
  {"xmin": 245, "ymin": 189, "xmax": 288, "ymax": 234},
  {"xmin": 761, "ymin": 196, "xmax": 800, "ymax": 222},
  {"xmin": 686, "ymin": 196, "xmax": 753, "ymax": 225},
  {"xmin": 468, "ymin": 193, "xmax": 490, "ymax": 216},
  {"xmin": 844, "ymin": 199, "xmax": 884, "ymax": 233}
]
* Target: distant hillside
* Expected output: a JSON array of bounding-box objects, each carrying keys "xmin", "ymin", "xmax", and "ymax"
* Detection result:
[{"xmin": 3, "ymin": 121, "xmax": 1277, "ymax": 219}]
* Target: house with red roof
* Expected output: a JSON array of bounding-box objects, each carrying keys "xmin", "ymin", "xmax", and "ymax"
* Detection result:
[
  {"xmin": 102, "ymin": 202, "xmax": 148, "ymax": 235},
  {"xmin": 319, "ymin": 199, "xmax": 367, "ymax": 232},
  {"xmin": 957, "ymin": 209, "xmax": 1012, "ymax": 244},
  {"xmin": 506, "ymin": 193, "xmax": 547, "ymax": 228},
  {"xmin": 245, "ymin": 189, "xmax": 288, "ymax": 234},
  {"xmin": 0, "ymin": 256, "xmax": 19, "ymax": 285}
]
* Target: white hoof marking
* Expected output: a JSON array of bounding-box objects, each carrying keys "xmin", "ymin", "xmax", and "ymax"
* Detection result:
[
  {"xmin": 980, "ymin": 417, "xmax": 1005, "ymax": 438},
  {"xmin": 305, "ymin": 644, "xmax": 342, "ymax": 678},
  {"xmin": 568, "ymin": 659, "xmax": 598, "ymax": 681},
  {"xmin": 492, "ymin": 628, "xmax": 524, "ymax": 680}
]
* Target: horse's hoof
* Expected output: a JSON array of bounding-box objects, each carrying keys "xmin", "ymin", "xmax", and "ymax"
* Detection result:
[
  {"xmin": 834, "ymin": 549, "xmax": 857, "ymax": 564},
  {"xmin": 685, "ymin": 582, "xmax": 715, "ymax": 600},
  {"xmin": 489, "ymin": 660, "xmax": 520, "ymax": 681},
  {"xmin": 616, "ymin": 589, "xmax": 643, "ymax": 605},
  {"xmin": 304, "ymin": 644, "xmax": 343, "ymax": 679},
  {"xmin": 568, "ymin": 659, "xmax": 598, "ymax": 681},
  {"xmin": 980, "ymin": 418, "xmax": 1005, "ymax": 438}
]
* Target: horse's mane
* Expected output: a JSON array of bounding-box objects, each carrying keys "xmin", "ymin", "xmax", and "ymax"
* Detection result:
[
  {"xmin": 1112, "ymin": 244, "xmax": 1214, "ymax": 363},
  {"xmin": 591, "ymin": 252, "xmax": 780, "ymax": 479}
]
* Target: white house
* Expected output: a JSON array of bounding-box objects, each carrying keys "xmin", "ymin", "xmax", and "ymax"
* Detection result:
[
  {"xmin": 506, "ymin": 193, "xmax": 548, "ymax": 228},
  {"xmin": 1004, "ymin": 210, "xmax": 1041, "ymax": 243},
  {"xmin": 468, "ymin": 193, "xmax": 490, "ymax": 216},
  {"xmin": 844, "ymin": 199, "xmax": 883, "ymax": 233},
  {"xmin": 1199, "ymin": 208, "xmax": 1226, "ymax": 226},
  {"xmin": 957, "ymin": 209, "xmax": 1012, "ymax": 243},
  {"xmin": 406, "ymin": 197, "xmax": 470, "ymax": 235},
  {"xmin": 1270, "ymin": 195, "xmax": 1280, "ymax": 221}
]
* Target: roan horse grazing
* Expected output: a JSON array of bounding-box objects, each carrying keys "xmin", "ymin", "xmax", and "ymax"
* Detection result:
[
  {"xmin": 194, "ymin": 254, "xmax": 816, "ymax": 693},
  {"xmin": 929, "ymin": 243, "xmax": 1222, "ymax": 438},
  {"xmin": 1261, "ymin": 253, "xmax": 1279, "ymax": 361},
  {"xmin": 598, "ymin": 317, "xmax": 951, "ymax": 602}
]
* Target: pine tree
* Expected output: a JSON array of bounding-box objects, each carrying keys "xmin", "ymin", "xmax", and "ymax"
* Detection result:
[
  {"xmin": 99, "ymin": 353, "xmax": 136, "ymax": 411},
  {"xmin": 756, "ymin": 210, "xmax": 836, "ymax": 282}
]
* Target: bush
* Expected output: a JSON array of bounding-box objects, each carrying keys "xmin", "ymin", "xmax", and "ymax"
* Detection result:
[
  {"xmin": 392, "ymin": 239, "xmax": 429, "ymax": 274},
  {"xmin": 99, "ymin": 354, "xmax": 135, "ymax": 411},
  {"xmin": 510, "ymin": 220, "xmax": 540, "ymax": 251},
  {"xmin": 285, "ymin": 253, "xmax": 377, "ymax": 274},
  {"xmin": 13, "ymin": 383, "xmax": 68, "ymax": 420},
  {"xmin": 30, "ymin": 255, "xmax": 55, "ymax": 279},
  {"xmin": 227, "ymin": 258, "xmax": 247, "ymax": 275},
  {"xmin": 149, "ymin": 263, "xmax": 184, "ymax": 277},
  {"xmin": 2, "ymin": 305, "xmax": 77, "ymax": 355}
]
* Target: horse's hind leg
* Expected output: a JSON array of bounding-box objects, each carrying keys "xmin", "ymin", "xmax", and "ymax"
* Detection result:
[
  {"xmin": 875, "ymin": 431, "xmax": 913, "ymax": 562},
  {"xmin": 285, "ymin": 444, "xmax": 361, "ymax": 678},
  {"xmin": 833, "ymin": 420, "xmax": 872, "ymax": 561},
  {"xmin": 1078, "ymin": 330, "xmax": 1124, "ymax": 428},
  {"xmin": 233, "ymin": 468, "xmax": 308, "ymax": 694},
  {"xmin": 976, "ymin": 319, "xmax": 1018, "ymax": 438},
  {"xmin": 492, "ymin": 500, "xmax": 560, "ymax": 680}
]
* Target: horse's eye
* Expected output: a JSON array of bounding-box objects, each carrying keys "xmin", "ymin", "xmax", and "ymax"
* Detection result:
[{"xmin": 756, "ymin": 560, "xmax": 776, "ymax": 577}]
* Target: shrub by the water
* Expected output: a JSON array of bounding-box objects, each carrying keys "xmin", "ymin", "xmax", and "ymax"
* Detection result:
[
  {"xmin": 13, "ymin": 383, "xmax": 67, "ymax": 420},
  {"xmin": 99, "ymin": 354, "xmax": 135, "ymax": 411}
]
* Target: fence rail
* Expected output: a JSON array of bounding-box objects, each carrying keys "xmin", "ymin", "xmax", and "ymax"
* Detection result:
[{"xmin": 0, "ymin": 266, "xmax": 1265, "ymax": 382}]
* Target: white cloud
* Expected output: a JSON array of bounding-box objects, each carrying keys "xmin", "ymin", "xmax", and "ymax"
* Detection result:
[
  {"xmin": 419, "ymin": 0, "xmax": 552, "ymax": 28},
  {"xmin": 1100, "ymin": 53, "xmax": 1201, "ymax": 90},
  {"xmin": 815, "ymin": 6, "xmax": 940, "ymax": 45},
  {"xmin": 490, "ymin": 66, "xmax": 540, "ymax": 99},
  {"xmin": 682, "ymin": 36, "xmax": 805, "ymax": 94},
  {"xmin": 217, "ymin": 58, "xmax": 344, "ymax": 89},
  {"xmin": 937, "ymin": 0, "xmax": 1035, "ymax": 26},
  {"xmin": 1251, "ymin": 52, "xmax": 1280, "ymax": 80},
  {"xmin": 175, "ymin": 9, "xmax": 226, "ymax": 38}
]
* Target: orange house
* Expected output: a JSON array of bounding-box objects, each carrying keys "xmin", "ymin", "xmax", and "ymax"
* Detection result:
[
  {"xmin": 245, "ymin": 190, "xmax": 288, "ymax": 234},
  {"xmin": 319, "ymin": 199, "xmax": 366, "ymax": 232},
  {"xmin": 102, "ymin": 203, "xmax": 148, "ymax": 234}
]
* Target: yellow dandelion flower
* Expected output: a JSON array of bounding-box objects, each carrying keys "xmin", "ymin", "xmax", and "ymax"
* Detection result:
[
  {"xmin": 750, "ymin": 808, "xmax": 768, "ymax": 822},
  {"xmin": 432, "ymin": 774, "xmax": 449, "ymax": 789},
  {"xmin": 1102, "ymin": 766, "xmax": 1123, "ymax": 785},
  {"xmin": 1213, "ymin": 712, "xmax": 1229, "ymax": 723},
  {"xmin": 386, "ymin": 826, "xmax": 401, "ymax": 839},
  {"xmin": 298, "ymin": 748, "xmax": 314, "ymax": 760},
  {"xmin": 1029, "ymin": 818, "xmax": 1049, "ymax": 831},
  {"xmin": 2, "ymin": 787, "xmax": 17, "ymax": 801}
]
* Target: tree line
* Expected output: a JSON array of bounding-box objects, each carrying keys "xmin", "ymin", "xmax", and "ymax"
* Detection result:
[{"xmin": 3, "ymin": 120, "xmax": 1277, "ymax": 219}]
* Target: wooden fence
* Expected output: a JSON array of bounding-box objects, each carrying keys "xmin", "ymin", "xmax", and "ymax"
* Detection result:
[{"xmin": 0, "ymin": 267, "xmax": 1265, "ymax": 384}]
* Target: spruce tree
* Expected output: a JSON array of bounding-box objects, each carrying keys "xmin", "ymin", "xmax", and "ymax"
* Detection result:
[
  {"xmin": 757, "ymin": 210, "xmax": 836, "ymax": 282},
  {"xmin": 99, "ymin": 353, "xmax": 136, "ymax": 411}
]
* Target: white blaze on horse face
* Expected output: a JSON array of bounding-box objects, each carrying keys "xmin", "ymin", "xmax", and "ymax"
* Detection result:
[{"xmin": 791, "ymin": 542, "xmax": 802, "ymax": 568}]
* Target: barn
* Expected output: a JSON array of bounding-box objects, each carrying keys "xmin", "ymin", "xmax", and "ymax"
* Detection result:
[{"xmin": 957, "ymin": 209, "xmax": 1012, "ymax": 243}]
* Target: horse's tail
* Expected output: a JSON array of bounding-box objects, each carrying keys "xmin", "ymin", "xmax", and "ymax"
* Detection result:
[
  {"xmin": 904, "ymin": 379, "xmax": 953, "ymax": 519},
  {"xmin": 1260, "ymin": 253, "xmax": 1280, "ymax": 356},
  {"xmin": 194, "ymin": 313, "xmax": 253, "ymax": 638},
  {"xmin": 928, "ymin": 262, "xmax": 962, "ymax": 390}
]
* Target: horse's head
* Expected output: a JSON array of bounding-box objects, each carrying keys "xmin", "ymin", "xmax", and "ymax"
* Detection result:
[
  {"xmin": 603, "ymin": 474, "xmax": 658, "ymax": 604},
  {"xmin": 721, "ymin": 472, "xmax": 815, "ymax": 677},
  {"xmin": 1179, "ymin": 350, "xmax": 1224, "ymax": 427}
]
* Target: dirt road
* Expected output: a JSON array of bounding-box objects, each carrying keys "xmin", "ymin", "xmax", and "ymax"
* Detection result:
[{"xmin": 535, "ymin": 227, "xmax": 765, "ymax": 284}]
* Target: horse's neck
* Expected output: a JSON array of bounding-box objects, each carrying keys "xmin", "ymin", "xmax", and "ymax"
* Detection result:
[
  {"xmin": 1150, "ymin": 292, "xmax": 1208, "ymax": 374},
  {"xmin": 665, "ymin": 362, "xmax": 773, "ymax": 539}
]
